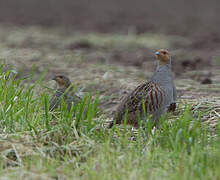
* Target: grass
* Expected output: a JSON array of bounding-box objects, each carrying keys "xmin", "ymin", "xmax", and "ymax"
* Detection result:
[{"xmin": 0, "ymin": 67, "xmax": 219, "ymax": 180}]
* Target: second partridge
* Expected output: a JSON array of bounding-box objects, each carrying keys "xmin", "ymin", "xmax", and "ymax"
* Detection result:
[{"xmin": 49, "ymin": 75, "xmax": 81, "ymax": 111}]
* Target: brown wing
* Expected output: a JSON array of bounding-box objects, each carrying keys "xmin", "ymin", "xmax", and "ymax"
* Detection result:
[
  {"xmin": 123, "ymin": 82, "xmax": 164, "ymax": 112},
  {"xmin": 138, "ymin": 82, "xmax": 165, "ymax": 114},
  {"xmin": 114, "ymin": 82, "xmax": 165, "ymax": 123}
]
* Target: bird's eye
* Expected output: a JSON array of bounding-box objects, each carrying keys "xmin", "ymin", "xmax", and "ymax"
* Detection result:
[
  {"xmin": 163, "ymin": 51, "xmax": 167, "ymax": 54},
  {"xmin": 58, "ymin": 75, "xmax": 63, "ymax": 79}
]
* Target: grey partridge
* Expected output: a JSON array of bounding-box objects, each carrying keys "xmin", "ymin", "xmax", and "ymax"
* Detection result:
[
  {"xmin": 109, "ymin": 49, "xmax": 177, "ymax": 128},
  {"xmin": 49, "ymin": 75, "xmax": 81, "ymax": 111}
]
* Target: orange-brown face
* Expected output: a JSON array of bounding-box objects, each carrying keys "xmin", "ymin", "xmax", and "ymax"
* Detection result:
[
  {"xmin": 52, "ymin": 75, "xmax": 71, "ymax": 88},
  {"xmin": 155, "ymin": 49, "xmax": 170, "ymax": 64}
]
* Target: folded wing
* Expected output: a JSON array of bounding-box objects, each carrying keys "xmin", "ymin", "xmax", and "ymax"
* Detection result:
[{"xmin": 114, "ymin": 81, "xmax": 165, "ymax": 124}]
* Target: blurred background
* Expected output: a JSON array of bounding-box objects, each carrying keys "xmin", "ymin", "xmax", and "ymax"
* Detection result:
[{"xmin": 0, "ymin": 0, "xmax": 220, "ymax": 36}]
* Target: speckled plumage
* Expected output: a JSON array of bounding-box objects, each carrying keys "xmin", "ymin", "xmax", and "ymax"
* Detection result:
[
  {"xmin": 109, "ymin": 49, "xmax": 177, "ymax": 128},
  {"xmin": 49, "ymin": 75, "xmax": 81, "ymax": 111}
]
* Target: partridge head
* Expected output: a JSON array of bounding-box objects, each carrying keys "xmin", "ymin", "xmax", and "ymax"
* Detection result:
[
  {"xmin": 52, "ymin": 74, "xmax": 71, "ymax": 89},
  {"xmin": 155, "ymin": 49, "xmax": 170, "ymax": 65}
]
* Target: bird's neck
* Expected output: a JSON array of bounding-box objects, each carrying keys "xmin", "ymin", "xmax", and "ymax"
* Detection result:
[
  {"xmin": 156, "ymin": 59, "xmax": 171, "ymax": 70},
  {"xmin": 58, "ymin": 84, "xmax": 74, "ymax": 92},
  {"xmin": 57, "ymin": 83, "xmax": 71, "ymax": 90},
  {"xmin": 57, "ymin": 85, "xmax": 66, "ymax": 90}
]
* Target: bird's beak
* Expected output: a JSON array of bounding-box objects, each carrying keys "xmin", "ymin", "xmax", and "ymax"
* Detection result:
[
  {"xmin": 52, "ymin": 76, "xmax": 57, "ymax": 81},
  {"xmin": 155, "ymin": 51, "xmax": 160, "ymax": 55}
]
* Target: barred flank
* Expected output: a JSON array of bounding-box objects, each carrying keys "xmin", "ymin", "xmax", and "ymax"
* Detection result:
[{"xmin": 141, "ymin": 82, "xmax": 165, "ymax": 113}]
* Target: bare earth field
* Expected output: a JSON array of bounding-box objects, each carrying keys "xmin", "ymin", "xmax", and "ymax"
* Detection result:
[{"xmin": 0, "ymin": 24, "xmax": 220, "ymax": 179}]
